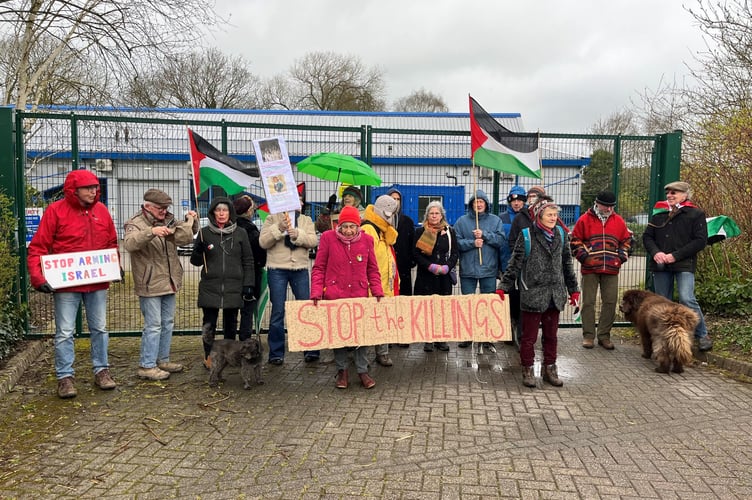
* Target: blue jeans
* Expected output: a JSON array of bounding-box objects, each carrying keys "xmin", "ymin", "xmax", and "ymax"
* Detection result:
[
  {"xmin": 53, "ymin": 290, "xmax": 109, "ymax": 379},
  {"xmin": 139, "ymin": 294, "xmax": 176, "ymax": 368},
  {"xmin": 267, "ymin": 268, "xmax": 316, "ymax": 361},
  {"xmin": 459, "ymin": 276, "xmax": 497, "ymax": 295},
  {"xmin": 652, "ymin": 271, "xmax": 708, "ymax": 338}
]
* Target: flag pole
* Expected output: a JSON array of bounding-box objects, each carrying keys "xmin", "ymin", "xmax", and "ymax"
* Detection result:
[
  {"xmin": 472, "ymin": 157, "xmax": 482, "ymax": 265},
  {"xmin": 187, "ymin": 128, "xmax": 208, "ymax": 270}
]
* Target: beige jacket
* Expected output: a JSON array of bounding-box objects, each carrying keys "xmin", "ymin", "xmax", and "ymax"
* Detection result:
[
  {"xmin": 124, "ymin": 210, "xmax": 198, "ymax": 297},
  {"xmin": 259, "ymin": 212, "xmax": 317, "ymax": 270}
]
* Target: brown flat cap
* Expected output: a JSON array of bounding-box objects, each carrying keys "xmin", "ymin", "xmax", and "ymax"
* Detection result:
[
  {"xmin": 143, "ymin": 189, "xmax": 172, "ymax": 206},
  {"xmin": 664, "ymin": 181, "xmax": 690, "ymax": 193}
]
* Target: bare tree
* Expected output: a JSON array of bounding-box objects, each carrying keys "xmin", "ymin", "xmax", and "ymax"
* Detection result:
[
  {"xmin": 284, "ymin": 51, "xmax": 387, "ymax": 111},
  {"xmin": 393, "ymin": 88, "xmax": 449, "ymax": 112},
  {"xmin": 0, "ymin": 34, "xmax": 112, "ymax": 106},
  {"xmin": 0, "ymin": 0, "xmax": 223, "ymax": 109},
  {"xmin": 123, "ymin": 48, "xmax": 261, "ymax": 109}
]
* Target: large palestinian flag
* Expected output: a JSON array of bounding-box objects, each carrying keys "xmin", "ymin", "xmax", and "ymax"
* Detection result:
[
  {"xmin": 469, "ymin": 96, "xmax": 541, "ymax": 179},
  {"xmin": 188, "ymin": 129, "xmax": 259, "ymax": 195}
]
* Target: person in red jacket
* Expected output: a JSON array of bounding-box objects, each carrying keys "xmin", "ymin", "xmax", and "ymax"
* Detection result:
[
  {"xmin": 27, "ymin": 169, "xmax": 119, "ymax": 398},
  {"xmin": 310, "ymin": 206, "xmax": 384, "ymax": 389},
  {"xmin": 570, "ymin": 190, "xmax": 632, "ymax": 350}
]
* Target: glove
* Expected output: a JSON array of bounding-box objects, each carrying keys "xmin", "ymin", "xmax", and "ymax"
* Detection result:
[
  {"xmin": 36, "ymin": 282, "xmax": 54, "ymax": 294},
  {"xmin": 194, "ymin": 240, "xmax": 206, "ymax": 253},
  {"xmin": 311, "ymin": 297, "xmax": 321, "ymax": 306},
  {"xmin": 428, "ymin": 263, "xmax": 440, "ymax": 275},
  {"xmin": 375, "ymin": 295, "xmax": 383, "ymax": 302},
  {"xmin": 242, "ymin": 286, "xmax": 255, "ymax": 301},
  {"xmin": 569, "ymin": 291, "xmax": 581, "ymax": 306},
  {"xmin": 440, "ymin": 265, "xmax": 449, "ymax": 275},
  {"xmin": 495, "ymin": 289, "xmax": 505, "ymax": 300}
]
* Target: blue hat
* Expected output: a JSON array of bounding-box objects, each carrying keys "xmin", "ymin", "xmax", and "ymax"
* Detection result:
[{"xmin": 507, "ymin": 185, "xmax": 527, "ymax": 203}]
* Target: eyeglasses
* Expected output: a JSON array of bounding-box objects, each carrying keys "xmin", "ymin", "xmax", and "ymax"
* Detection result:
[{"xmin": 665, "ymin": 190, "xmax": 682, "ymax": 195}]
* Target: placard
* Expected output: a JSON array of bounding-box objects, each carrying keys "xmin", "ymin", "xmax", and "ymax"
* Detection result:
[
  {"xmin": 286, "ymin": 294, "xmax": 510, "ymax": 351},
  {"xmin": 41, "ymin": 249, "xmax": 120, "ymax": 289},
  {"xmin": 253, "ymin": 136, "xmax": 300, "ymax": 215}
]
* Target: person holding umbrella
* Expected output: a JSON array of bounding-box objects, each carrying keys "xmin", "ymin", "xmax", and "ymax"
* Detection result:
[{"xmin": 315, "ymin": 185, "xmax": 364, "ymax": 233}]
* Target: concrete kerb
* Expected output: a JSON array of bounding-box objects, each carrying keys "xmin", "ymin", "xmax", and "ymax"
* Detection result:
[{"xmin": 0, "ymin": 339, "xmax": 50, "ymax": 398}]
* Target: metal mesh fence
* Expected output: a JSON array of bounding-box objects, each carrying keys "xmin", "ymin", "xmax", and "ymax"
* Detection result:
[{"xmin": 19, "ymin": 111, "xmax": 659, "ymax": 337}]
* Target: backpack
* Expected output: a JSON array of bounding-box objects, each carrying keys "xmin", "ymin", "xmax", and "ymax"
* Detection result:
[{"xmin": 521, "ymin": 225, "xmax": 565, "ymax": 258}]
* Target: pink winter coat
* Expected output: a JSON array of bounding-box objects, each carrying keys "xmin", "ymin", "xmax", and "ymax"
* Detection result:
[{"xmin": 310, "ymin": 230, "xmax": 384, "ymax": 300}]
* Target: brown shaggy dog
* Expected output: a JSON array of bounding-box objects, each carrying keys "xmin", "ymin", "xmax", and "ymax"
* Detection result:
[{"xmin": 620, "ymin": 289, "xmax": 698, "ymax": 374}]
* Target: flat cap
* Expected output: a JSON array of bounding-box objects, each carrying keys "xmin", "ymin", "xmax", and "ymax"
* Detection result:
[{"xmin": 143, "ymin": 188, "xmax": 172, "ymax": 206}]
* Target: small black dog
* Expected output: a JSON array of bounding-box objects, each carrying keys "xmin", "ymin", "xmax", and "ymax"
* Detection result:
[{"xmin": 207, "ymin": 339, "xmax": 264, "ymax": 389}]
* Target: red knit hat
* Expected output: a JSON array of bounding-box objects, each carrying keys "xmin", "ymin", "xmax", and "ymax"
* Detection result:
[{"xmin": 338, "ymin": 206, "xmax": 361, "ymax": 226}]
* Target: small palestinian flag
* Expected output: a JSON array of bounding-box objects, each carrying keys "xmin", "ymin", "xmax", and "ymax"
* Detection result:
[
  {"xmin": 188, "ymin": 129, "xmax": 259, "ymax": 195},
  {"xmin": 469, "ymin": 96, "xmax": 541, "ymax": 179}
]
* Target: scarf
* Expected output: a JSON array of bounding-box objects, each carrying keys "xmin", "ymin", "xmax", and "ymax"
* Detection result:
[
  {"xmin": 652, "ymin": 200, "xmax": 697, "ymax": 215},
  {"xmin": 208, "ymin": 220, "xmax": 237, "ymax": 235},
  {"xmin": 535, "ymin": 221, "xmax": 556, "ymax": 246},
  {"xmin": 335, "ymin": 227, "xmax": 362, "ymax": 244},
  {"xmin": 362, "ymin": 205, "xmax": 398, "ymax": 245},
  {"xmin": 416, "ymin": 219, "xmax": 447, "ymax": 255}
]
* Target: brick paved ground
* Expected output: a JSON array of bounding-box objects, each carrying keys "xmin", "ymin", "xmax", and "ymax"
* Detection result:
[{"xmin": 1, "ymin": 330, "xmax": 751, "ymax": 499}]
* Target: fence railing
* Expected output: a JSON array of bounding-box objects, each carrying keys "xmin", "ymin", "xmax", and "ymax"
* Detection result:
[{"xmin": 10, "ymin": 109, "xmax": 670, "ymax": 337}]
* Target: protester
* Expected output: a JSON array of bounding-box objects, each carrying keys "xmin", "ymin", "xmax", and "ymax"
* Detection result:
[
  {"xmin": 413, "ymin": 201, "xmax": 458, "ymax": 352},
  {"xmin": 259, "ymin": 193, "xmax": 319, "ymax": 364},
  {"xmin": 500, "ymin": 185, "xmax": 527, "ymax": 242},
  {"xmin": 314, "ymin": 185, "xmax": 364, "ymax": 233},
  {"xmin": 386, "ymin": 187, "xmax": 416, "ymax": 297},
  {"xmin": 124, "ymin": 189, "xmax": 198, "ymax": 380},
  {"xmin": 27, "ymin": 169, "xmax": 119, "ymax": 398},
  {"xmin": 191, "ymin": 197, "xmax": 254, "ymax": 368},
  {"xmin": 453, "ymin": 190, "xmax": 507, "ymax": 350},
  {"xmin": 643, "ymin": 180, "xmax": 713, "ymax": 351},
  {"xmin": 361, "ymin": 195, "xmax": 399, "ymax": 366},
  {"xmin": 498, "ymin": 200, "xmax": 579, "ymax": 388},
  {"xmin": 508, "ymin": 185, "xmax": 546, "ymax": 250},
  {"xmin": 506, "ymin": 186, "xmax": 550, "ymax": 347},
  {"xmin": 570, "ymin": 190, "xmax": 632, "ymax": 350},
  {"xmin": 233, "ymin": 195, "xmax": 267, "ymax": 340},
  {"xmin": 310, "ymin": 206, "xmax": 384, "ymax": 389}
]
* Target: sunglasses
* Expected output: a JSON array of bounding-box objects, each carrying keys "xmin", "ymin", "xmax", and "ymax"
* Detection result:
[{"xmin": 665, "ymin": 190, "xmax": 683, "ymax": 195}]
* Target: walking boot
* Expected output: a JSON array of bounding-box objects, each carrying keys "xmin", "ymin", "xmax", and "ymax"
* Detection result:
[
  {"xmin": 358, "ymin": 372, "xmax": 376, "ymax": 389},
  {"xmin": 542, "ymin": 364, "xmax": 563, "ymax": 387},
  {"xmin": 335, "ymin": 369, "xmax": 348, "ymax": 389},
  {"xmin": 521, "ymin": 366, "xmax": 536, "ymax": 388}
]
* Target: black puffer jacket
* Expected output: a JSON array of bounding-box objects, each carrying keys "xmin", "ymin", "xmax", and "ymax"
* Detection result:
[
  {"xmin": 190, "ymin": 197, "xmax": 253, "ymax": 309},
  {"xmin": 643, "ymin": 205, "xmax": 707, "ymax": 273}
]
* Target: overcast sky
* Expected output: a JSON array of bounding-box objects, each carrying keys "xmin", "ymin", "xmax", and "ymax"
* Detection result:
[{"xmin": 208, "ymin": 0, "xmax": 708, "ymax": 133}]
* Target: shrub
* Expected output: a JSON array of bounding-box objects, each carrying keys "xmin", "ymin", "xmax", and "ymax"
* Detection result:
[{"xmin": 0, "ymin": 191, "xmax": 27, "ymax": 361}]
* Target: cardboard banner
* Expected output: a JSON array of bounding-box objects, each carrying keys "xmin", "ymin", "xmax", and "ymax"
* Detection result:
[
  {"xmin": 286, "ymin": 293, "xmax": 510, "ymax": 351},
  {"xmin": 41, "ymin": 249, "xmax": 120, "ymax": 289}
]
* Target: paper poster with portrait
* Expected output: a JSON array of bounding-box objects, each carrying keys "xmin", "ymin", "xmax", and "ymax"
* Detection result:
[{"xmin": 253, "ymin": 136, "xmax": 300, "ymax": 214}]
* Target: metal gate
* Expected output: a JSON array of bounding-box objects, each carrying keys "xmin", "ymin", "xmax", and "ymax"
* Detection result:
[{"xmin": 0, "ymin": 107, "xmax": 680, "ymax": 337}]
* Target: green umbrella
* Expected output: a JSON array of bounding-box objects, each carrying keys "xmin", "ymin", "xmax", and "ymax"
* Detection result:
[
  {"xmin": 706, "ymin": 216, "xmax": 741, "ymax": 244},
  {"xmin": 295, "ymin": 152, "xmax": 382, "ymax": 186}
]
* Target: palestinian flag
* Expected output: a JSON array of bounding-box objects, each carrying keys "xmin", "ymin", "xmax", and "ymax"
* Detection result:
[
  {"xmin": 188, "ymin": 129, "xmax": 259, "ymax": 195},
  {"xmin": 706, "ymin": 216, "xmax": 741, "ymax": 244},
  {"xmin": 469, "ymin": 96, "xmax": 541, "ymax": 179}
]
